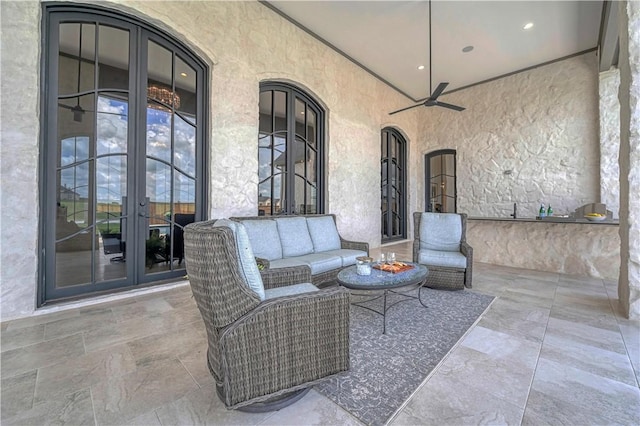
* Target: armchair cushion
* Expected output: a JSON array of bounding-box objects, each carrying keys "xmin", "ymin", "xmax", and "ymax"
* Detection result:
[
  {"xmin": 214, "ymin": 219, "xmax": 265, "ymax": 300},
  {"xmin": 306, "ymin": 216, "xmax": 341, "ymax": 252},
  {"xmin": 418, "ymin": 249, "xmax": 467, "ymax": 269},
  {"xmin": 321, "ymin": 248, "xmax": 368, "ymax": 267},
  {"xmin": 419, "ymin": 213, "xmax": 462, "ymax": 251},
  {"xmin": 264, "ymin": 282, "xmax": 318, "ymax": 299},
  {"xmin": 276, "ymin": 217, "xmax": 314, "ymax": 257},
  {"xmin": 241, "ymin": 219, "xmax": 283, "ymax": 261}
]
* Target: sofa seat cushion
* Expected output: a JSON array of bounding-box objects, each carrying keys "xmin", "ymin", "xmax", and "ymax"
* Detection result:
[
  {"xmin": 270, "ymin": 254, "xmax": 343, "ymax": 275},
  {"xmin": 240, "ymin": 219, "xmax": 282, "ymax": 261},
  {"xmin": 418, "ymin": 249, "xmax": 467, "ymax": 269},
  {"xmin": 264, "ymin": 283, "xmax": 318, "ymax": 300},
  {"xmin": 322, "ymin": 249, "xmax": 368, "ymax": 267},
  {"xmin": 419, "ymin": 213, "xmax": 462, "ymax": 252},
  {"xmin": 213, "ymin": 219, "xmax": 265, "ymax": 300},
  {"xmin": 306, "ymin": 216, "xmax": 341, "ymax": 252},
  {"xmin": 275, "ymin": 217, "xmax": 314, "ymax": 257}
]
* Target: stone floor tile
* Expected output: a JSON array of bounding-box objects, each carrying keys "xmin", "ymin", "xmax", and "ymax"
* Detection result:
[
  {"xmin": 540, "ymin": 334, "xmax": 637, "ymax": 386},
  {"xmin": 549, "ymin": 303, "xmax": 619, "ymax": 332},
  {"xmin": 552, "ymin": 292, "xmax": 613, "ymax": 313},
  {"xmin": 1, "ymin": 370, "xmax": 37, "ymax": 420},
  {"xmin": 460, "ymin": 326, "xmax": 541, "ymax": 368},
  {"xmin": 259, "ymin": 389, "xmax": 362, "ymax": 425},
  {"xmin": 91, "ymin": 357, "xmax": 199, "ymax": 426},
  {"xmin": 126, "ymin": 321, "xmax": 207, "ymax": 367},
  {"xmin": 499, "ymin": 289, "xmax": 555, "ymax": 309},
  {"xmin": 529, "ymin": 357, "xmax": 640, "ymax": 425},
  {"xmin": 34, "ymin": 343, "xmax": 137, "ymax": 404},
  {"xmin": 43, "ymin": 307, "xmax": 117, "ymax": 340},
  {"xmin": 110, "ymin": 297, "xmax": 175, "ymax": 323},
  {"xmin": 0, "ymin": 334, "xmax": 85, "ymax": 378},
  {"xmin": 436, "ymin": 346, "xmax": 536, "ymax": 408},
  {"xmin": 1, "ymin": 323, "xmax": 45, "ymax": 353},
  {"xmin": 478, "ymin": 304, "xmax": 548, "ymax": 343},
  {"xmin": 546, "ymin": 316, "xmax": 628, "ymax": 354},
  {"xmin": 178, "ymin": 346, "xmax": 216, "ymax": 388},
  {"xmin": 154, "ymin": 383, "xmax": 272, "ymax": 426},
  {"xmin": 390, "ymin": 371, "xmax": 524, "ymax": 426},
  {"xmin": 3, "ymin": 309, "xmax": 80, "ymax": 332},
  {"xmin": 1, "ymin": 388, "xmax": 95, "ymax": 426},
  {"xmin": 489, "ymin": 297, "xmax": 551, "ymax": 324}
]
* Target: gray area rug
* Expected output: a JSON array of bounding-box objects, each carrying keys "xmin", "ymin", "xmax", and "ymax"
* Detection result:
[{"xmin": 315, "ymin": 287, "xmax": 495, "ymax": 426}]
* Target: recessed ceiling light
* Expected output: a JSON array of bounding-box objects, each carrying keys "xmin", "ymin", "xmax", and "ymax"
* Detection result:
[
  {"xmin": 180, "ymin": 72, "xmax": 188, "ymax": 77},
  {"xmin": 417, "ymin": 65, "xmax": 425, "ymax": 70},
  {"xmin": 523, "ymin": 22, "xmax": 534, "ymax": 30},
  {"xmin": 462, "ymin": 45, "xmax": 474, "ymax": 53}
]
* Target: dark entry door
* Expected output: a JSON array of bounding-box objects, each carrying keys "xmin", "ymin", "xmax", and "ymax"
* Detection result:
[{"xmin": 42, "ymin": 8, "xmax": 206, "ymax": 303}]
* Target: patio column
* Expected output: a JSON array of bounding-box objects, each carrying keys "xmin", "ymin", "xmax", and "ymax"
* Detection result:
[{"xmin": 618, "ymin": 0, "xmax": 640, "ymax": 320}]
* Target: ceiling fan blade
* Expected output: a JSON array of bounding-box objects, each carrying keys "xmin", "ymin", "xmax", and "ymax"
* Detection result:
[
  {"xmin": 389, "ymin": 102, "xmax": 425, "ymax": 115},
  {"xmin": 429, "ymin": 82, "xmax": 449, "ymax": 100},
  {"xmin": 435, "ymin": 101, "xmax": 465, "ymax": 112}
]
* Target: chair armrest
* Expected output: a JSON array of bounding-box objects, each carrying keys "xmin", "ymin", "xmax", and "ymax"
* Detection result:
[
  {"xmin": 260, "ymin": 265, "xmax": 312, "ymax": 289},
  {"xmin": 218, "ymin": 287, "xmax": 350, "ymax": 409},
  {"xmin": 340, "ymin": 238, "xmax": 369, "ymax": 254}
]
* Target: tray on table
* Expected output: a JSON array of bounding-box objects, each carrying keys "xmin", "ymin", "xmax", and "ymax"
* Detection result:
[{"xmin": 373, "ymin": 262, "xmax": 414, "ymax": 274}]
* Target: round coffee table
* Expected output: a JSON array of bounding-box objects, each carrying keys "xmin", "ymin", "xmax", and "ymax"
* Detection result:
[{"xmin": 337, "ymin": 262, "xmax": 429, "ymax": 334}]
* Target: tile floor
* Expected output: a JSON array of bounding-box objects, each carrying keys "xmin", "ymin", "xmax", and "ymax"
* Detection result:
[{"xmin": 1, "ymin": 241, "xmax": 639, "ymax": 425}]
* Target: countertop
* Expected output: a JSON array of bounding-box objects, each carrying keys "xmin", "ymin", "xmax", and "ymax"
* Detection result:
[{"xmin": 468, "ymin": 217, "xmax": 619, "ymax": 225}]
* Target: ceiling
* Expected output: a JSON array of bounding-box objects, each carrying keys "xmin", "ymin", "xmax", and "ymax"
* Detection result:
[{"xmin": 263, "ymin": 1, "xmax": 607, "ymax": 102}]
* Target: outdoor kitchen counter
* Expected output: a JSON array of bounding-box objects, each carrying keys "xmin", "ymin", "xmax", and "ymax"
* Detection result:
[
  {"xmin": 469, "ymin": 216, "xmax": 620, "ymax": 225},
  {"xmin": 466, "ymin": 217, "xmax": 620, "ymax": 280}
]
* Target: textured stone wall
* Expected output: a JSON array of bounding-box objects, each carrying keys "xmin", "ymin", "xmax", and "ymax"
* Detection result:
[
  {"xmin": 599, "ymin": 69, "xmax": 621, "ymax": 218},
  {"xmin": 419, "ymin": 54, "xmax": 600, "ymax": 219},
  {"xmin": 467, "ymin": 220, "xmax": 620, "ymax": 280},
  {"xmin": 0, "ymin": 1, "xmax": 42, "ymax": 322},
  {"xmin": 618, "ymin": 0, "xmax": 640, "ymax": 320}
]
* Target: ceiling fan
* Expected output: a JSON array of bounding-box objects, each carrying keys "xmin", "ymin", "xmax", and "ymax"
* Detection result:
[{"xmin": 389, "ymin": 0, "xmax": 465, "ymax": 115}]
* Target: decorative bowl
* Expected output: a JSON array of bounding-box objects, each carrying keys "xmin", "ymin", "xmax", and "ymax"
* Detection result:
[{"xmin": 585, "ymin": 215, "xmax": 606, "ymax": 222}]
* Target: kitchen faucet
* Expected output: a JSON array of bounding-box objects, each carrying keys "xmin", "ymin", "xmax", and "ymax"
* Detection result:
[{"xmin": 510, "ymin": 203, "xmax": 517, "ymax": 219}]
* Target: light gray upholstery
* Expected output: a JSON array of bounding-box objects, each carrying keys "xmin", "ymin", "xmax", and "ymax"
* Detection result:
[
  {"xmin": 321, "ymin": 249, "xmax": 368, "ymax": 267},
  {"xmin": 241, "ymin": 219, "xmax": 282, "ymax": 260},
  {"xmin": 307, "ymin": 216, "xmax": 341, "ymax": 252},
  {"xmin": 418, "ymin": 249, "xmax": 467, "ymax": 269},
  {"xmin": 419, "ymin": 213, "xmax": 462, "ymax": 251},
  {"xmin": 271, "ymin": 253, "xmax": 343, "ymax": 275},
  {"xmin": 264, "ymin": 282, "xmax": 318, "ymax": 299},
  {"xmin": 213, "ymin": 219, "xmax": 265, "ymax": 300},
  {"xmin": 276, "ymin": 217, "xmax": 314, "ymax": 257}
]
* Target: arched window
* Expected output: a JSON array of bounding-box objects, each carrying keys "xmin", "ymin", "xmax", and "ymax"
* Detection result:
[
  {"xmin": 381, "ymin": 127, "xmax": 407, "ymax": 242},
  {"xmin": 41, "ymin": 4, "xmax": 208, "ymax": 303},
  {"xmin": 425, "ymin": 149, "xmax": 457, "ymax": 212},
  {"xmin": 258, "ymin": 82, "xmax": 325, "ymax": 215}
]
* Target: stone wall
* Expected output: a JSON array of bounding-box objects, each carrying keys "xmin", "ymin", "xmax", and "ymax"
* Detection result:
[
  {"xmin": 419, "ymin": 53, "xmax": 600, "ymax": 219},
  {"xmin": 599, "ymin": 69, "xmax": 621, "ymax": 219},
  {"xmin": 617, "ymin": 0, "xmax": 640, "ymax": 320}
]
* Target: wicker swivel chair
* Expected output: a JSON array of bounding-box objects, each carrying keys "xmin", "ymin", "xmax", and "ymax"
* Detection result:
[
  {"xmin": 413, "ymin": 212, "xmax": 473, "ymax": 290},
  {"xmin": 184, "ymin": 219, "xmax": 350, "ymax": 411}
]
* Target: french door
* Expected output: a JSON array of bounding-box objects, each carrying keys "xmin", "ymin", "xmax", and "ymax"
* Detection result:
[{"xmin": 41, "ymin": 7, "xmax": 206, "ymax": 303}]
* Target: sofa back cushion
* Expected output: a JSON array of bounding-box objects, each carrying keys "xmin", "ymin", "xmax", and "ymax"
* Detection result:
[
  {"xmin": 213, "ymin": 219, "xmax": 265, "ymax": 300},
  {"xmin": 306, "ymin": 216, "xmax": 341, "ymax": 252},
  {"xmin": 419, "ymin": 213, "xmax": 462, "ymax": 252},
  {"xmin": 275, "ymin": 217, "xmax": 314, "ymax": 257},
  {"xmin": 240, "ymin": 219, "xmax": 283, "ymax": 261}
]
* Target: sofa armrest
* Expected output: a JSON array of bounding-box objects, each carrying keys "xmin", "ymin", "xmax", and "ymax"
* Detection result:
[
  {"xmin": 260, "ymin": 265, "xmax": 312, "ymax": 289},
  {"xmin": 255, "ymin": 256, "xmax": 270, "ymax": 270},
  {"xmin": 218, "ymin": 287, "xmax": 350, "ymax": 409},
  {"xmin": 340, "ymin": 238, "xmax": 369, "ymax": 254},
  {"xmin": 461, "ymin": 242, "xmax": 473, "ymax": 288}
]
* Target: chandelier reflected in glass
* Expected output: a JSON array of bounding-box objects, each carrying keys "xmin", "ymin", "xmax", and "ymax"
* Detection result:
[{"xmin": 147, "ymin": 84, "xmax": 181, "ymax": 109}]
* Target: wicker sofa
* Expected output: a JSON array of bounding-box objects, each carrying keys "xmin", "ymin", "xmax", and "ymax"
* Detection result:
[
  {"xmin": 184, "ymin": 219, "xmax": 350, "ymax": 411},
  {"xmin": 413, "ymin": 212, "xmax": 473, "ymax": 290},
  {"xmin": 230, "ymin": 214, "xmax": 369, "ymax": 287}
]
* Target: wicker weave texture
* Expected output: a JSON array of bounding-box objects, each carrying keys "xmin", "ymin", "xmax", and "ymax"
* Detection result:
[
  {"xmin": 184, "ymin": 219, "xmax": 350, "ymax": 410},
  {"xmin": 413, "ymin": 212, "xmax": 473, "ymax": 289}
]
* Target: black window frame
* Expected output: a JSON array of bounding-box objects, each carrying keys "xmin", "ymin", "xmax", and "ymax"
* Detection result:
[
  {"xmin": 424, "ymin": 149, "xmax": 457, "ymax": 213},
  {"xmin": 381, "ymin": 127, "xmax": 407, "ymax": 243}
]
